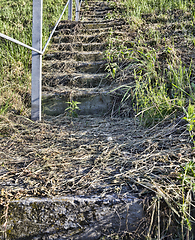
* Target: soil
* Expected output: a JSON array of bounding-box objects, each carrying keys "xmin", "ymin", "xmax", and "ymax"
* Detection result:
[{"xmin": 0, "ymin": 113, "xmax": 192, "ymax": 200}]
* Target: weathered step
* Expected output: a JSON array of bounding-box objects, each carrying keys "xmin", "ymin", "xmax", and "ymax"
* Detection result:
[
  {"xmin": 54, "ymin": 25, "xmax": 125, "ymax": 36},
  {"xmin": 57, "ymin": 19, "xmax": 125, "ymax": 30},
  {"xmin": 83, "ymin": 17, "xmax": 108, "ymax": 21},
  {"xmin": 43, "ymin": 60, "xmax": 107, "ymax": 74},
  {"xmin": 49, "ymin": 42, "xmax": 108, "ymax": 52},
  {"xmin": 81, "ymin": 10, "xmax": 112, "ymax": 16},
  {"xmin": 44, "ymin": 51, "xmax": 103, "ymax": 62},
  {"xmin": 54, "ymin": 27, "xmax": 127, "ymax": 38},
  {"xmin": 82, "ymin": 6, "xmax": 114, "ymax": 11},
  {"xmin": 81, "ymin": 14, "xmax": 107, "ymax": 20},
  {"xmin": 53, "ymin": 32, "xmax": 127, "ymax": 44},
  {"xmin": 42, "ymin": 72, "xmax": 108, "ymax": 88},
  {"xmin": 83, "ymin": 0, "xmax": 109, "ymax": 6},
  {"xmin": 42, "ymin": 86, "xmax": 113, "ymax": 116},
  {"xmin": 0, "ymin": 195, "xmax": 143, "ymax": 240},
  {"xmin": 80, "ymin": 26, "xmax": 129, "ymax": 34}
]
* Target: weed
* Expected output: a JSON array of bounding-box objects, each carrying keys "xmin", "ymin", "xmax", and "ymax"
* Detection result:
[
  {"xmin": 183, "ymin": 102, "xmax": 195, "ymax": 147},
  {"xmin": 65, "ymin": 100, "xmax": 81, "ymax": 118}
]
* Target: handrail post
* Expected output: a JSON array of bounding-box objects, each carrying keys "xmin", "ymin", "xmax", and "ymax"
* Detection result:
[
  {"xmin": 68, "ymin": 0, "xmax": 73, "ymax": 20},
  {"xmin": 31, "ymin": 0, "xmax": 43, "ymax": 121},
  {"xmin": 75, "ymin": 0, "xmax": 80, "ymax": 21}
]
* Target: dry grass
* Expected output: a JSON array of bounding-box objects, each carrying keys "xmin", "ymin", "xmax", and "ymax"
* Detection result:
[{"xmin": 0, "ymin": 112, "xmax": 193, "ymax": 238}]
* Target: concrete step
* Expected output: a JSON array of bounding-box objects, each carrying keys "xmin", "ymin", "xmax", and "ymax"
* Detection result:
[
  {"xmin": 0, "ymin": 195, "xmax": 143, "ymax": 240},
  {"xmin": 83, "ymin": 17, "xmax": 108, "ymax": 21},
  {"xmin": 44, "ymin": 51, "xmax": 104, "ymax": 62},
  {"xmin": 43, "ymin": 60, "xmax": 107, "ymax": 74},
  {"xmin": 53, "ymin": 31, "xmax": 127, "ymax": 44},
  {"xmin": 57, "ymin": 19, "xmax": 125, "ymax": 30},
  {"xmin": 42, "ymin": 72, "xmax": 108, "ymax": 88},
  {"xmin": 42, "ymin": 86, "xmax": 114, "ymax": 116},
  {"xmin": 54, "ymin": 25, "xmax": 125, "ymax": 36},
  {"xmin": 49, "ymin": 42, "xmax": 108, "ymax": 52},
  {"xmin": 54, "ymin": 26, "xmax": 127, "ymax": 37},
  {"xmin": 81, "ymin": 10, "xmax": 112, "ymax": 16},
  {"xmin": 82, "ymin": 6, "xmax": 114, "ymax": 11}
]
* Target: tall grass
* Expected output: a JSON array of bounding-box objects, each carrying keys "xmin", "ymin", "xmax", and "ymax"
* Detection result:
[
  {"xmin": 0, "ymin": 0, "xmax": 69, "ymax": 116},
  {"xmin": 106, "ymin": 0, "xmax": 195, "ymax": 125}
]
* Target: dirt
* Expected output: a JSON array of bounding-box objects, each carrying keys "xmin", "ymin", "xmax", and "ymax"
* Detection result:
[{"xmin": 0, "ymin": 113, "xmax": 192, "ymax": 199}]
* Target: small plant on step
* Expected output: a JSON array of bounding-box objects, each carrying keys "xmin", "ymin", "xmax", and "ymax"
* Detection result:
[
  {"xmin": 183, "ymin": 102, "xmax": 195, "ymax": 148},
  {"xmin": 65, "ymin": 100, "xmax": 81, "ymax": 118}
]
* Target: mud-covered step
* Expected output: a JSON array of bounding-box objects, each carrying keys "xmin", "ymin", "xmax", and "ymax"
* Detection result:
[
  {"xmin": 57, "ymin": 19, "xmax": 125, "ymax": 30},
  {"xmin": 83, "ymin": 17, "xmax": 108, "ymax": 21},
  {"xmin": 44, "ymin": 51, "xmax": 103, "ymax": 62},
  {"xmin": 49, "ymin": 42, "xmax": 108, "ymax": 52},
  {"xmin": 53, "ymin": 32, "xmax": 127, "ymax": 44},
  {"xmin": 80, "ymin": 26, "xmax": 129, "ymax": 34},
  {"xmin": 42, "ymin": 86, "xmax": 115, "ymax": 116},
  {"xmin": 43, "ymin": 60, "xmax": 107, "ymax": 74},
  {"xmin": 83, "ymin": 0, "xmax": 109, "ymax": 7},
  {"xmin": 0, "ymin": 195, "xmax": 143, "ymax": 240},
  {"xmin": 54, "ymin": 26, "xmax": 127, "ymax": 36},
  {"xmin": 82, "ymin": 6, "xmax": 114, "ymax": 12},
  {"xmin": 81, "ymin": 10, "xmax": 112, "ymax": 16},
  {"xmin": 42, "ymin": 72, "xmax": 108, "ymax": 88}
]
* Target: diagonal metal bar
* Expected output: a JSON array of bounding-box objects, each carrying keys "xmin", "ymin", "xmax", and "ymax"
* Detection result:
[
  {"xmin": 0, "ymin": 33, "xmax": 43, "ymax": 55},
  {"xmin": 42, "ymin": 0, "xmax": 70, "ymax": 54}
]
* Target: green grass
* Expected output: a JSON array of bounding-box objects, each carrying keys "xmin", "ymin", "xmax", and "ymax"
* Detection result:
[
  {"xmin": 105, "ymin": 0, "xmax": 195, "ymax": 238},
  {"xmin": 106, "ymin": 0, "xmax": 195, "ymax": 125},
  {"xmin": 0, "ymin": 0, "xmax": 69, "ymax": 116}
]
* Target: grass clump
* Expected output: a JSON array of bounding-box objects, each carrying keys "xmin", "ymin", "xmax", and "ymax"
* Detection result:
[{"xmin": 0, "ymin": 0, "xmax": 68, "ymax": 116}]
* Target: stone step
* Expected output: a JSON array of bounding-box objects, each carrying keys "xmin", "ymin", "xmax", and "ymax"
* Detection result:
[
  {"xmin": 53, "ymin": 31, "xmax": 127, "ymax": 44},
  {"xmin": 44, "ymin": 51, "xmax": 104, "ymax": 62},
  {"xmin": 83, "ymin": 17, "xmax": 107, "ymax": 21},
  {"xmin": 80, "ymin": 26, "xmax": 128, "ymax": 34},
  {"xmin": 57, "ymin": 19, "xmax": 125, "ymax": 30},
  {"xmin": 83, "ymin": 1, "xmax": 109, "ymax": 6},
  {"xmin": 43, "ymin": 60, "xmax": 107, "ymax": 74},
  {"xmin": 49, "ymin": 42, "xmax": 108, "ymax": 52},
  {"xmin": 0, "ymin": 195, "xmax": 143, "ymax": 240},
  {"xmin": 81, "ymin": 10, "xmax": 112, "ymax": 16},
  {"xmin": 54, "ymin": 26, "xmax": 127, "ymax": 36},
  {"xmin": 82, "ymin": 6, "xmax": 114, "ymax": 11},
  {"xmin": 42, "ymin": 86, "xmax": 114, "ymax": 116},
  {"xmin": 42, "ymin": 72, "xmax": 108, "ymax": 88}
]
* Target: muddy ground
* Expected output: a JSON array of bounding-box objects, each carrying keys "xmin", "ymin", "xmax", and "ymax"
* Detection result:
[{"xmin": 0, "ymin": 112, "xmax": 193, "ymax": 238}]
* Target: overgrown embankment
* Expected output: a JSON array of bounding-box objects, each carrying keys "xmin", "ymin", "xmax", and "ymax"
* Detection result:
[{"xmin": 106, "ymin": 0, "xmax": 195, "ymax": 124}]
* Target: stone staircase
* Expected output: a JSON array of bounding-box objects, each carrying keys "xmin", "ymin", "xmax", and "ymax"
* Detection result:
[
  {"xmin": 0, "ymin": 2, "xmax": 145, "ymax": 239},
  {"xmin": 42, "ymin": 0, "xmax": 127, "ymax": 116}
]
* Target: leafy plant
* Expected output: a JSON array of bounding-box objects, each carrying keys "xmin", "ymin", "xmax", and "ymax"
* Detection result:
[
  {"xmin": 65, "ymin": 100, "xmax": 81, "ymax": 117},
  {"xmin": 183, "ymin": 102, "xmax": 195, "ymax": 147}
]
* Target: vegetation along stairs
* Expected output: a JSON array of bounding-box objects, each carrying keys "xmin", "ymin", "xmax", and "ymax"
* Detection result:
[
  {"xmin": 0, "ymin": 1, "xmax": 145, "ymax": 239},
  {"xmin": 42, "ymin": 0, "xmax": 128, "ymax": 116}
]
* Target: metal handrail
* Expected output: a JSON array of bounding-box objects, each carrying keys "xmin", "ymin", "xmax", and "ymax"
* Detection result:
[
  {"xmin": 42, "ymin": 0, "xmax": 70, "ymax": 54},
  {"xmin": 0, "ymin": 33, "xmax": 43, "ymax": 54},
  {"xmin": 0, "ymin": 0, "xmax": 81, "ymax": 55},
  {"xmin": 0, "ymin": 0, "xmax": 82, "ymax": 121}
]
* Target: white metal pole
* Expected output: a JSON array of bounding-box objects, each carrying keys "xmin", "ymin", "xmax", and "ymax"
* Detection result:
[
  {"xmin": 75, "ymin": 0, "xmax": 80, "ymax": 21},
  {"xmin": 68, "ymin": 0, "xmax": 73, "ymax": 20},
  {"xmin": 31, "ymin": 0, "xmax": 43, "ymax": 121}
]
